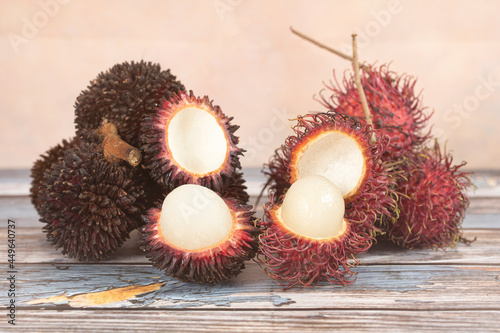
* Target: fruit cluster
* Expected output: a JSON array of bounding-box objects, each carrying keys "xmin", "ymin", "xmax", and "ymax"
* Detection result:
[
  {"xmin": 31, "ymin": 60, "xmax": 472, "ymax": 289},
  {"xmin": 260, "ymin": 64, "xmax": 473, "ymax": 288},
  {"xmin": 31, "ymin": 61, "xmax": 259, "ymax": 283}
]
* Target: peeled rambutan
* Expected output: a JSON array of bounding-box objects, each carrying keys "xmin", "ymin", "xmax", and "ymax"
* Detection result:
[
  {"xmin": 37, "ymin": 124, "xmax": 146, "ymax": 261},
  {"xmin": 30, "ymin": 138, "xmax": 76, "ymax": 213},
  {"xmin": 139, "ymin": 184, "xmax": 259, "ymax": 284},
  {"xmin": 140, "ymin": 91, "xmax": 244, "ymax": 192},
  {"xmin": 259, "ymin": 112, "xmax": 398, "ymax": 288},
  {"xmin": 74, "ymin": 60, "xmax": 185, "ymax": 147},
  {"xmin": 258, "ymin": 175, "xmax": 378, "ymax": 288},
  {"xmin": 384, "ymin": 143, "xmax": 473, "ymax": 249},
  {"xmin": 264, "ymin": 112, "xmax": 393, "ymax": 202},
  {"xmin": 319, "ymin": 65, "xmax": 431, "ymax": 159}
]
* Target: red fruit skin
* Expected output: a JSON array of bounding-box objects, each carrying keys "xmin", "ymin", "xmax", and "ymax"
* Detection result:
[
  {"xmin": 140, "ymin": 198, "xmax": 260, "ymax": 284},
  {"xmin": 262, "ymin": 148, "xmax": 290, "ymax": 205},
  {"xmin": 386, "ymin": 144, "xmax": 473, "ymax": 249},
  {"xmin": 259, "ymin": 112, "xmax": 399, "ymax": 288},
  {"xmin": 319, "ymin": 65, "xmax": 432, "ymax": 159},
  {"xmin": 264, "ymin": 112, "xmax": 375, "ymax": 202},
  {"xmin": 263, "ymin": 112, "xmax": 398, "ymax": 208},
  {"xmin": 257, "ymin": 194, "xmax": 378, "ymax": 289},
  {"xmin": 141, "ymin": 91, "xmax": 244, "ymax": 192},
  {"xmin": 220, "ymin": 171, "xmax": 251, "ymax": 204}
]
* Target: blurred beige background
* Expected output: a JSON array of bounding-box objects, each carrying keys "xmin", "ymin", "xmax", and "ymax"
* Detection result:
[{"xmin": 1, "ymin": 0, "xmax": 499, "ymax": 170}]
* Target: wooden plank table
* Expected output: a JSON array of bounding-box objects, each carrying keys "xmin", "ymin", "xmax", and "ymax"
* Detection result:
[{"xmin": 1, "ymin": 169, "xmax": 499, "ymax": 332}]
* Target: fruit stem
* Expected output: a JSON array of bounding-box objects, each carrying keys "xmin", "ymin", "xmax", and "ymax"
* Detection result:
[
  {"xmin": 290, "ymin": 28, "xmax": 375, "ymax": 142},
  {"xmin": 290, "ymin": 27, "xmax": 368, "ymax": 70},
  {"xmin": 351, "ymin": 34, "xmax": 376, "ymax": 144},
  {"xmin": 99, "ymin": 120, "xmax": 142, "ymax": 167}
]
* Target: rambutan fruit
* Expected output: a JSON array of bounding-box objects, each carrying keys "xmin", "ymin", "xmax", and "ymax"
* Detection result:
[
  {"xmin": 30, "ymin": 137, "xmax": 76, "ymax": 213},
  {"xmin": 139, "ymin": 184, "xmax": 259, "ymax": 284},
  {"xmin": 220, "ymin": 171, "xmax": 250, "ymax": 205},
  {"xmin": 259, "ymin": 112, "xmax": 398, "ymax": 288},
  {"xmin": 265, "ymin": 112, "xmax": 383, "ymax": 201},
  {"xmin": 37, "ymin": 124, "xmax": 146, "ymax": 261},
  {"xmin": 285, "ymin": 29, "xmax": 472, "ymax": 252},
  {"xmin": 319, "ymin": 65, "xmax": 431, "ymax": 159},
  {"xmin": 262, "ymin": 148, "xmax": 291, "ymax": 204},
  {"xmin": 140, "ymin": 91, "xmax": 244, "ymax": 192},
  {"xmin": 384, "ymin": 143, "xmax": 473, "ymax": 249},
  {"xmin": 258, "ymin": 175, "xmax": 379, "ymax": 288},
  {"xmin": 74, "ymin": 60, "xmax": 185, "ymax": 147}
]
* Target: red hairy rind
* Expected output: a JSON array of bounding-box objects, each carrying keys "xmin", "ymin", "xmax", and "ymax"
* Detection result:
[
  {"xmin": 30, "ymin": 137, "xmax": 76, "ymax": 213},
  {"xmin": 38, "ymin": 132, "xmax": 145, "ymax": 261},
  {"xmin": 264, "ymin": 111, "xmax": 382, "ymax": 202},
  {"xmin": 256, "ymin": 196, "xmax": 376, "ymax": 289},
  {"xmin": 343, "ymin": 124, "xmax": 400, "ymax": 233},
  {"xmin": 141, "ymin": 91, "xmax": 244, "ymax": 192},
  {"xmin": 288, "ymin": 112, "xmax": 375, "ymax": 201},
  {"xmin": 139, "ymin": 198, "xmax": 260, "ymax": 284},
  {"xmin": 318, "ymin": 64, "xmax": 432, "ymax": 159},
  {"xmin": 385, "ymin": 143, "xmax": 472, "ymax": 249},
  {"xmin": 220, "ymin": 171, "xmax": 251, "ymax": 204},
  {"xmin": 259, "ymin": 112, "xmax": 399, "ymax": 288},
  {"xmin": 262, "ymin": 148, "xmax": 291, "ymax": 204},
  {"xmin": 346, "ymin": 158, "xmax": 399, "ymax": 237}
]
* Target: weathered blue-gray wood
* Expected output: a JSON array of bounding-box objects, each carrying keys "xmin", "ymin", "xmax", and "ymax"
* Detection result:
[
  {"xmin": 11, "ymin": 309, "xmax": 500, "ymax": 332},
  {"xmin": 0, "ymin": 169, "xmax": 30, "ymax": 196},
  {"xmin": 0, "ymin": 196, "xmax": 39, "ymax": 227},
  {"xmin": 7, "ymin": 263, "xmax": 500, "ymax": 310},
  {"xmin": 472, "ymin": 171, "xmax": 500, "ymax": 198},
  {"xmin": 2, "ymin": 169, "xmax": 500, "ymax": 331}
]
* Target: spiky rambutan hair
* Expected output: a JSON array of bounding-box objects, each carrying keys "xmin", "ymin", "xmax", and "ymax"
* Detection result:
[
  {"xmin": 220, "ymin": 171, "xmax": 251, "ymax": 205},
  {"xmin": 318, "ymin": 65, "xmax": 432, "ymax": 159},
  {"xmin": 140, "ymin": 187, "xmax": 260, "ymax": 284},
  {"xmin": 262, "ymin": 148, "xmax": 291, "ymax": 204},
  {"xmin": 264, "ymin": 112, "xmax": 395, "ymax": 202},
  {"xmin": 37, "ymin": 131, "xmax": 145, "ymax": 261},
  {"xmin": 257, "ymin": 192, "xmax": 377, "ymax": 289},
  {"xmin": 74, "ymin": 60, "xmax": 185, "ymax": 147},
  {"xmin": 385, "ymin": 142, "xmax": 473, "ymax": 249},
  {"xmin": 30, "ymin": 138, "xmax": 76, "ymax": 213},
  {"xmin": 140, "ymin": 91, "xmax": 244, "ymax": 192},
  {"xmin": 259, "ymin": 112, "xmax": 399, "ymax": 288}
]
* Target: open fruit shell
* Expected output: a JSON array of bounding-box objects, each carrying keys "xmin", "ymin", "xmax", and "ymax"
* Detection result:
[
  {"xmin": 140, "ymin": 196, "xmax": 260, "ymax": 284},
  {"xmin": 141, "ymin": 91, "xmax": 244, "ymax": 192}
]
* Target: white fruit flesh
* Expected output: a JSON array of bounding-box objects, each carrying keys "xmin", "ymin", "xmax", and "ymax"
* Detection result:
[
  {"xmin": 280, "ymin": 175, "xmax": 345, "ymax": 239},
  {"xmin": 168, "ymin": 107, "xmax": 228, "ymax": 175},
  {"xmin": 159, "ymin": 184, "xmax": 233, "ymax": 250},
  {"xmin": 296, "ymin": 131, "xmax": 365, "ymax": 197}
]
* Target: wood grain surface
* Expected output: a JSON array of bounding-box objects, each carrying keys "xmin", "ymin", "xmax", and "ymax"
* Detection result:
[{"xmin": 0, "ymin": 169, "xmax": 499, "ymax": 332}]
